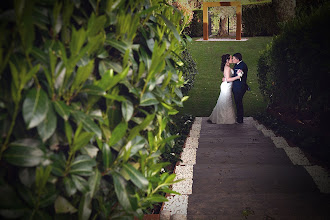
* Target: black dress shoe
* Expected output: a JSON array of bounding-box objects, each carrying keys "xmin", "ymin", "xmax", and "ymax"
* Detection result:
[{"xmin": 237, "ymin": 121, "xmax": 243, "ymax": 124}]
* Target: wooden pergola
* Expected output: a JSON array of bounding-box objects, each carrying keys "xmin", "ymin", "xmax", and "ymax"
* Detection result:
[{"xmin": 203, "ymin": 1, "xmax": 242, "ymax": 40}]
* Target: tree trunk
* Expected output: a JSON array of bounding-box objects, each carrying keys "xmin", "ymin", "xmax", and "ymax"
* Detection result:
[
  {"xmin": 273, "ymin": 0, "xmax": 296, "ymax": 22},
  {"xmin": 217, "ymin": 16, "xmax": 228, "ymax": 37}
]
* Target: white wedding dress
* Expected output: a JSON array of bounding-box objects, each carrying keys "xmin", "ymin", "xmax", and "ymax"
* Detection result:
[{"xmin": 209, "ymin": 69, "xmax": 236, "ymax": 124}]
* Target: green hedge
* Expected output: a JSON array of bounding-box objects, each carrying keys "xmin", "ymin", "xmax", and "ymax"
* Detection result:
[
  {"xmin": 257, "ymin": 2, "xmax": 330, "ymax": 127},
  {"xmin": 189, "ymin": 9, "xmax": 203, "ymax": 37},
  {"xmin": 242, "ymin": 3, "xmax": 279, "ymax": 36},
  {"xmin": 0, "ymin": 0, "xmax": 190, "ymax": 219}
]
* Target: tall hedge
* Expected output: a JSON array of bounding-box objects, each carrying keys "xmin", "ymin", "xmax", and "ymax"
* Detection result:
[
  {"xmin": 257, "ymin": 2, "xmax": 330, "ymax": 127},
  {"xmin": 0, "ymin": 0, "xmax": 190, "ymax": 219},
  {"xmin": 189, "ymin": 9, "xmax": 203, "ymax": 37},
  {"xmin": 242, "ymin": 3, "xmax": 279, "ymax": 37}
]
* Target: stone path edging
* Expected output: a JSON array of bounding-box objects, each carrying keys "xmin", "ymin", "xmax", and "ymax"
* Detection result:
[{"xmin": 160, "ymin": 117, "xmax": 330, "ymax": 220}]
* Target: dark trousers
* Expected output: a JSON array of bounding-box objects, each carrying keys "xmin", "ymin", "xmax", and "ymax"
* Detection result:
[{"xmin": 233, "ymin": 88, "xmax": 246, "ymax": 123}]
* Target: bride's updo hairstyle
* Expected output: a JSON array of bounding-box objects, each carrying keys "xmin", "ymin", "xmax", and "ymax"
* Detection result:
[{"xmin": 221, "ymin": 54, "xmax": 230, "ymax": 71}]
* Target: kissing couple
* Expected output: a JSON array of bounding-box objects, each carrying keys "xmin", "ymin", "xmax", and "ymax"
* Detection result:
[{"xmin": 208, "ymin": 53, "xmax": 249, "ymax": 124}]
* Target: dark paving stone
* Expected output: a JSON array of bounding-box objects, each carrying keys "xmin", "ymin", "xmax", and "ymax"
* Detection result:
[
  {"xmin": 187, "ymin": 192, "xmax": 330, "ymax": 219},
  {"xmin": 192, "ymin": 164, "xmax": 319, "ymax": 194},
  {"xmin": 187, "ymin": 117, "xmax": 330, "ymax": 219},
  {"xmin": 196, "ymin": 146, "xmax": 292, "ymax": 164}
]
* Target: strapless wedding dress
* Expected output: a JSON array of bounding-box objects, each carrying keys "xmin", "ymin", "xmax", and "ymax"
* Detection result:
[{"xmin": 209, "ymin": 70, "xmax": 236, "ymax": 124}]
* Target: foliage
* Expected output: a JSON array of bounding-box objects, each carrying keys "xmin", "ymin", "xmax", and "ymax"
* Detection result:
[
  {"xmin": 163, "ymin": 114, "xmax": 195, "ymax": 171},
  {"xmin": 242, "ymin": 3, "xmax": 279, "ymax": 36},
  {"xmin": 0, "ymin": 0, "xmax": 190, "ymax": 219},
  {"xmin": 180, "ymin": 49, "xmax": 198, "ymax": 96},
  {"xmin": 257, "ymin": 2, "xmax": 330, "ymax": 127},
  {"xmin": 189, "ymin": 10, "xmax": 203, "ymax": 37}
]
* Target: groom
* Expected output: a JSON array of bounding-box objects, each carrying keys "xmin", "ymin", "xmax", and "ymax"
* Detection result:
[{"xmin": 232, "ymin": 53, "xmax": 248, "ymax": 124}]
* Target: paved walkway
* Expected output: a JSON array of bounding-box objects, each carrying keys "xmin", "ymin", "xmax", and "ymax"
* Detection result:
[{"xmin": 162, "ymin": 117, "xmax": 330, "ymax": 220}]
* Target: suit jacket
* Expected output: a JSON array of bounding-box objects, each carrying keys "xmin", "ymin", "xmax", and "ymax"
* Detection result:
[{"xmin": 233, "ymin": 60, "xmax": 248, "ymax": 91}]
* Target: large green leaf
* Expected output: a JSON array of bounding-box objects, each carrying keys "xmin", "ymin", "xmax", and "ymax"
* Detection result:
[
  {"xmin": 102, "ymin": 143, "xmax": 112, "ymax": 169},
  {"xmin": 70, "ymin": 27, "xmax": 86, "ymax": 57},
  {"xmin": 70, "ymin": 155, "xmax": 96, "ymax": 176},
  {"xmin": 53, "ymin": 100, "xmax": 70, "ymax": 121},
  {"xmin": 121, "ymin": 99, "xmax": 133, "ymax": 122},
  {"xmin": 108, "ymin": 122, "xmax": 127, "ymax": 147},
  {"xmin": 87, "ymin": 14, "xmax": 107, "ymax": 37},
  {"xmin": 72, "ymin": 132, "xmax": 94, "ymax": 152},
  {"xmin": 71, "ymin": 174, "xmax": 89, "ymax": 193},
  {"xmin": 63, "ymin": 176, "xmax": 77, "ymax": 197},
  {"xmin": 112, "ymin": 172, "xmax": 132, "ymax": 211},
  {"xmin": 37, "ymin": 104, "xmax": 57, "ymax": 142},
  {"xmin": 70, "ymin": 60, "xmax": 94, "ymax": 93},
  {"xmin": 140, "ymin": 92, "xmax": 159, "ymax": 106},
  {"xmin": 3, "ymin": 139, "xmax": 44, "ymax": 167},
  {"xmin": 122, "ymin": 164, "xmax": 148, "ymax": 190},
  {"xmin": 54, "ymin": 196, "xmax": 77, "ymax": 214},
  {"xmin": 159, "ymin": 15, "xmax": 181, "ymax": 42},
  {"xmin": 22, "ymin": 88, "xmax": 50, "ymax": 129},
  {"xmin": 127, "ymin": 114, "xmax": 155, "ymax": 141},
  {"xmin": 72, "ymin": 111, "xmax": 102, "ymax": 139}
]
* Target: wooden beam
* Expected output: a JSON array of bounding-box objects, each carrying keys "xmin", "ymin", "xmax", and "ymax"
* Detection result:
[{"xmin": 203, "ymin": 4, "xmax": 208, "ymax": 40}]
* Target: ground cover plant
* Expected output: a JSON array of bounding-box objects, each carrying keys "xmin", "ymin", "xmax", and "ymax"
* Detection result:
[
  {"xmin": 0, "ymin": 0, "xmax": 192, "ymax": 219},
  {"xmin": 180, "ymin": 37, "xmax": 273, "ymax": 117}
]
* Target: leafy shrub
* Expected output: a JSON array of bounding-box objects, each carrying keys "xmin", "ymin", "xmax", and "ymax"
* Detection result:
[
  {"xmin": 180, "ymin": 49, "xmax": 198, "ymax": 96},
  {"xmin": 0, "ymin": 0, "xmax": 190, "ymax": 219},
  {"xmin": 163, "ymin": 114, "xmax": 195, "ymax": 171},
  {"xmin": 189, "ymin": 9, "xmax": 203, "ymax": 37},
  {"xmin": 257, "ymin": 2, "xmax": 330, "ymax": 128},
  {"xmin": 242, "ymin": 3, "xmax": 279, "ymax": 36}
]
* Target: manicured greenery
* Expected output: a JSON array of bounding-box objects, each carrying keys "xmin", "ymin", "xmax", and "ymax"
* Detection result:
[
  {"xmin": 189, "ymin": 10, "xmax": 203, "ymax": 37},
  {"xmin": 0, "ymin": 0, "xmax": 191, "ymax": 219},
  {"xmin": 257, "ymin": 2, "xmax": 330, "ymax": 127},
  {"xmin": 180, "ymin": 37, "xmax": 273, "ymax": 117},
  {"xmin": 242, "ymin": 3, "xmax": 279, "ymax": 36}
]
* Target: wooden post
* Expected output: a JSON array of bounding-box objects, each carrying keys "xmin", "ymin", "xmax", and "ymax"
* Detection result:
[
  {"xmin": 203, "ymin": 4, "xmax": 208, "ymax": 40},
  {"xmin": 236, "ymin": 4, "xmax": 242, "ymax": 40}
]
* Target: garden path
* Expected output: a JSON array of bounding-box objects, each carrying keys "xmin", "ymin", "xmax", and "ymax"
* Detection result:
[{"xmin": 162, "ymin": 117, "xmax": 330, "ymax": 219}]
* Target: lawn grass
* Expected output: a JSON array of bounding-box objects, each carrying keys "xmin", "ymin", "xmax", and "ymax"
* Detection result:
[{"xmin": 180, "ymin": 36, "xmax": 273, "ymax": 117}]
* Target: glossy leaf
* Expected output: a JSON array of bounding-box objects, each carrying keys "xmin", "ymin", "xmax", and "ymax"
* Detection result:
[
  {"xmin": 72, "ymin": 132, "xmax": 94, "ymax": 152},
  {"xmin": 63, "ymin": 176, "xmax": 77, "ymax": 197},
  {"xmin": 102, "ymin": 143, "xmax": 112, "ymax": 169},
  {"xmin": 71, "ymin": 174, "xmax": 89, "ymax": 193},
  {"xmin": 70, "ymin": 155, "xmax": 96, "ymax": 176},
  {"xmin": 53, "ymin": 100, "xmax": 70, "ymax": 121},
  {"xmin": 22, "ymin": 88, "xmax": 49, "ymax": 129},
  {"xmin": 112, "ymin": 172, "xmax": 132, "ymax": 211},
  {"xmin": 140, "ymin": 92, "xmax": 159, "ymax": 106},
  {"xmin": 70, "ymin": 27, "xmax": 86, "ymax": 57},
  {"xmin": 37, "ymin": 104, "xmax": 57, "ymax": 142},
  {"xmin": 122, "ymin": 164, "xmax": 148, "ymax": 190},
  {"xmin": 108, "ymin": 122, "xmax": 127, "ymax": 147},
  {"xmin": 72, "ymin": 111, "xmax": 102, "ymax": 139},
  {"xmin": 54, "ymin": 196, "xmax": 77, "ymax": 214},
  {"xmin": 121, "ymin": 99, "xmax": 133, "ymax": 122},
  {"xmin": 3, "ymin": 139, "xmax": 44, "ymax": 167},
  {"xmin": 70, "ymin": 60, "xmax": 94, "ymax": 93}
]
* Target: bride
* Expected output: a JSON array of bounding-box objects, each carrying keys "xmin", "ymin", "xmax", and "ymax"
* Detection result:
[{"xmin": 208, "ymin": 54, "xmax": 241, "ymax": 124}]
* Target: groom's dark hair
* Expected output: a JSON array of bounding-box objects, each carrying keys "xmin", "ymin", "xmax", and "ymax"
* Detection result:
[{"xmin": 233, "ymin": 53, "xmax": 242, "ymax": 61}]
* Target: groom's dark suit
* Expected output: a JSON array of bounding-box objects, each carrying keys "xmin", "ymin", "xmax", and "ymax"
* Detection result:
[{"xmin": 233, "ymin": 60, "xmax": 248, "ymax": 123}]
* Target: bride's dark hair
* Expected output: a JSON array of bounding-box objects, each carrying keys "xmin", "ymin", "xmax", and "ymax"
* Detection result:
[{"xmin": 221, "ymin": 54, "xmax": 230, "ymax": 71}]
